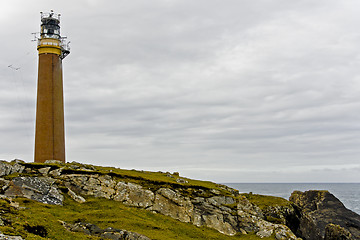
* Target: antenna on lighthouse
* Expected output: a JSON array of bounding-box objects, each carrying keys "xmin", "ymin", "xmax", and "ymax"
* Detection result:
[{"xmin": 36, "ymin": 10, "xmax": 70, "ymax": 59}]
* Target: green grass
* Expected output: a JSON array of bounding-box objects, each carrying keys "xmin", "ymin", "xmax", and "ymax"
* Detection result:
[
  {"xmin": 20, "ymin": 162, "xmax": 234, "ymax": 199},
  {"xmin": 0, "ymin": 196, "xmax": 275, "ymax": 240},
  {"xmin": 21, "ymin": 162, "xmax": 222, "ymax": 189},
  {"xmin": 0, "ymin": 162, "xmax": 282, "ymax": 239},
  {"xmin": 241, "ymin": 193, "xmax": 292, "ymax": 210},
  {"xmin": 94, "ymin": 165, "xmax": 227, "ymax": 192}
]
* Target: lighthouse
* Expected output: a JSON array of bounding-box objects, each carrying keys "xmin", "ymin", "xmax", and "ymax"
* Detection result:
[{"xmin": 34, "ymin": 11, "xmax": 70, "ymax": 163}]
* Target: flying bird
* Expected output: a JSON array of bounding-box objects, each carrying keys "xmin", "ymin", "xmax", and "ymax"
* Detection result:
[{"xmin": 8, "ymin": 64, "xmax": 20, "ymax": 70}]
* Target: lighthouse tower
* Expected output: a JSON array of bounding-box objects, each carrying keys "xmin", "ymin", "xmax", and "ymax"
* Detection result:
[{"xmin": 34, "ymin": 11, "xmax": 70, "ymax": 163}]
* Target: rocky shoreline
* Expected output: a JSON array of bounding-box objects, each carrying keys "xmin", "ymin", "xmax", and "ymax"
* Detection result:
[{"xmin": 0, "ymin": 160, "xmax": 359, "ymax": 239}]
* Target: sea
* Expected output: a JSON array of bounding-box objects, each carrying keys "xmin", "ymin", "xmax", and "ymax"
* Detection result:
[{"xmin": 224, "ymin": 183, "xmax": 360, "ymax": 215}]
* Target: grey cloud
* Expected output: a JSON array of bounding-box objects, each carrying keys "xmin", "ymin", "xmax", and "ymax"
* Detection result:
[{"xmin": 1, "ymin": 0, "xmax": 360, "ymax": 182}]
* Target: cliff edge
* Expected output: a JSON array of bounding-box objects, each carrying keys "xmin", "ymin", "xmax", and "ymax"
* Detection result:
[
  {"xmin": 290, "ymin": 190, "xmax": 360, "ymax": 240},
  {"xmin": 0, "ymin": 160, "xmax": 358, "ymax": 239}
]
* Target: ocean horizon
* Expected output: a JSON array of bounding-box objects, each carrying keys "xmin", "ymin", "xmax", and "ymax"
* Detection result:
[{"xmin": 224, "ymin": 182, "xmax": 360, "ymax": 215}]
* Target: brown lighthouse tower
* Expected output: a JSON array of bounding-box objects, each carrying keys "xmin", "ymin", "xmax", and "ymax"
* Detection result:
[{"xmin": 34, "ymin": 11, "xmax": 70, "ymax": 163}]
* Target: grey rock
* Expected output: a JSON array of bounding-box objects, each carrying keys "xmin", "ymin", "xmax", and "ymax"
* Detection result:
[
  {"xmin": 255, "ymin": 220, "xmax": 299, "ymax": 240},
  {"xmin": 210, "ymin": 189, "xmax": 221, "ymax": 195},
  {"xmin": 149, "ymin": 188, "xmax": 193, "ymax": 223},
  {"xmin": 207, "ymin": 196, "xmax": 235, "ymax": 206},
  {"xmin": 69, "ymin": 164, "xmax": 81, "ymax": 169},
  {"xmin": 4, "ymin": 177, "xmax": 63, "ymax": 205},
  {"xmin": 49, "ymin": 168, "xmax": 63, "ymax": 177},
  {"xmin": 156, "ymin": 188, "xmax": 188, "ymax": 206},
  {"xmin": 261, "ymin": 204, "xmax": 300, "ymax": 227},
  {"xmin": 290, "ymin": 190, "xmax": 360, "ymax": 240},
  {"xmin": 192, "ymin": 197, "xmax": 205, "ymax": 204},
  {"xmin": 11, "ymin": 159, "xmax": 25, "ymax": 164},
  {"xmin": 62, "ymin": 222, "xmax": 151, "ymax": 240},
  {"xmin": 217, "ymin": 184, "xmax": 239, "ymax": 196},
  {"xmin": 166, "ymin": 173, "xmax": 174, "ymax": 178},
  {"xmin": 201, "ymin": 213, "xmax": 237, "ymax": 236},
  {"xmin": 207, "ymin": 196, "xmax": 222, "ymax": 206},
  {"xmin": 44, "ymin": 160, "xmax": 64, "ymax": 164},
  {"xmin": 63, "ymin": 174, "xmax": 90, "ymax": 192},
  {"xmin": 64, "ymin": 174, "xmax": 116, "ymax": 199},
  {"xmin": 237, "ymin": 195, "xmax": 263, "ymax": 218},
  {"xmin": 0, "ymin": 178, "xmax": 10, "ymax": 192},
  {"xmin": 191, "ymin": 197, "xmax": 238, "ymax": 236},
  {"xmin": 176, "ymin": 178, "xmax": 188, "ymax": 184},
  {"xmin": 67, "ymin": 188, "xmax": 86, "ymax": 203},
  {"xmin": 0, "ymin": 233, "xmax": 24, "ymax": 240},
  {"xmin": 38, "ymin": 167, "xmax": 51, "ymax": 176},
  {"xmin": 0, "ymin": 161, "xmax": 25, "ymax": 176},
  {"xmin": 256, "ymin": 229, "xmax": 273, "ymax": 238},
  {"xmin": 274, "ymin": 226, "xmax": 302, "ymax": 240},
  {"xmin": 99, "ymin": 175, "xmax": 116, "ymax": 189},
  {"xmin": 64, "ymin": 175, "xmax": 154, "ymax": 207},
  {"xmin": 324, "ymin": 223, "xmax": 353, "ymax": 240},
  {"xmin": 68, "ymin": 161, "xmax": 96, "ymax": 171},
  {"xmin": 114, "ymin": 182, "xmax": 154, "ymax": 208}
]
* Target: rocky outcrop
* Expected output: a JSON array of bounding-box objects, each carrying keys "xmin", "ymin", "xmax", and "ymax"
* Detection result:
[
  {"xmin": 0, "ymin": 160, "xmax": 302, "ymax": 239},
  {"xmin": 324, "ymin": 223, "xmax": 353, "ymax": 240},
  {"xmin": 150, "ymin": 187, "xmax": 193, "ymax": 223},
  {"xmin": 61, "ymin": 173, "xmax": 299, "ymax": 238},
  {"xmin": 67, "ymin": 188, "xmax": 86, "ymax": 203},
  {"xmin": 260, "ymin": 203, "xmax": 301, "ymax": 235},
  {"xmin": 61, "ymin": 221, "xmax": 151, "ymax": 240},
  {"xmin": 0, "ymin": 160, "xmax": 25, "ymax": 177},
  {"xmin": 2, "ymin": 160, "xmax": 360, "ymax": 240},
  {"xmin": 290, "ymin": 190, "xmax": 360, "ymax": 240},
  {"xmin": 4, "ymin": 177, "xmax": 63, "ymax": 205},
  {"xmin": 114, "ymin": 182, "xmax": 154, "ymax": 208}
]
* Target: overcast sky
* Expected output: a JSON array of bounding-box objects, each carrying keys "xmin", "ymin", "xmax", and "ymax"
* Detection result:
[{"xmin": 1, "ymin": 0, "xmax": 360, "ymax": 183}]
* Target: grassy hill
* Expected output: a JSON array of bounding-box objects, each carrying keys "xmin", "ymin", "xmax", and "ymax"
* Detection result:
[
  {"xmin": 0, "ymin": 161, "xmax": 292, "ymax": 239},
  {"xmin": 0, "ymin": 195, "xmax": 274, "ymax": 240}
]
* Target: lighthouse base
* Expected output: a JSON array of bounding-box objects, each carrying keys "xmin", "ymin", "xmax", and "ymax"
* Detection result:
[{"xmin": 34, "ymin": 53, "xmax": 65, "ymax": 163}]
